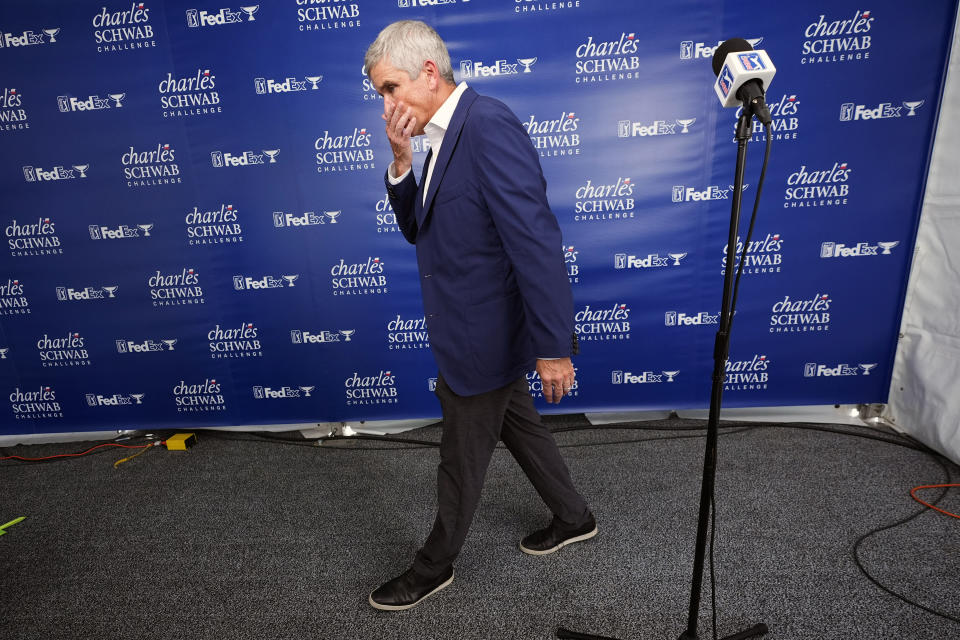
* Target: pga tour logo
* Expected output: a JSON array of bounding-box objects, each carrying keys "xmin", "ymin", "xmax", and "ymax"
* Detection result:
[
  {"xmin": 840, "ymin": 100, "xmax": 924, "ymax": 121},
  {"xmin": 618, "ymin": 117, "xmax": 696, "ymax": 137},
  {"xmin": 804, "ymin": 362, "xmax": 878, "ymax": 377},
  {"xmin": 0, "ymin": 27, "xmax": 61, "ymax": 48},
  {"xmin": 254, "ymin": 75, "xmax": 322, "ymax": 94},
  {"xmin": 233, "ymin": 274, "xmax": 299, "ymax": 290},
  {"xmin": 23, "ymin": 164, "xmax": 90, "ymax": 182},
  {"xmin": 611, "ymin": 370, "xmax": 680, "ymax": 384},
  {"xmin": 57, "ymin": 93, "xmax": 125, "ymax": 112},
  {"xmin": 665, "ymin": 311, "xmax": 719, "ymax": 326},
  {"xmin": 57, "ymin": 285, "xmax": 118, "ymax": 301},
  {"xmin": 615, "ymin": 252, "xmax": 687, "ymax": 269},
  {"xmin": 86, "ymin": 393, "xmax": 145, "ymax": 407},
  {"xmin": 821, "ymin": 241, "xmax": 899, "ymax": 258},
  {"xmin": 273, "ymin": 211, "xmax": 341, "ymax": 227},
  {"xmin": 211, "ymin": 149, "xmax": 278, "ymax": 167},
  {"xmin": 90, "ymin": 224, "xmax": 153, "ymax": 240},
  {"xmin": 116, "ymin": 338, "xmax": 177, "ymax": 353},
  {"xmin": 186, "ymin": 6, "xmax": 259, "ymax": 27},
  {"xmin": 680, "ymin": 38, "xmax": 763, "ymax": 59},
  {"xmin": 252, "ymin": 385, "xmax": 315, "ymax": 399},
  {"xmin": 460, "ymin": 56, "xmax": 537, "ymax": 79},
  {"xmin": 291, "ymin": 329, "xmax": 355, "ymax": 344}
]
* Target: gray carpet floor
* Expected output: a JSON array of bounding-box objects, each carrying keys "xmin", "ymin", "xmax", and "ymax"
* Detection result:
[{"xmin": 1, "ymin": 417, "xmax": 957, "ymax": 640}]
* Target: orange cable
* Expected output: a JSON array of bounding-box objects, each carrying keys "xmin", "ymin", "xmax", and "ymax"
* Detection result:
[
  {"xmin": 1, "ymin": 442, "xmax": 152, "ymax": 462},
  {"xmin": 910, "ymin": 483, "xmax": 960, "ymax": 520}
]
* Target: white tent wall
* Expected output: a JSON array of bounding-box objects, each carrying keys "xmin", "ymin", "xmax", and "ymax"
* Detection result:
[{"xmin": 886, "ymin": 15, "xmax": 960, "ymax": 465}]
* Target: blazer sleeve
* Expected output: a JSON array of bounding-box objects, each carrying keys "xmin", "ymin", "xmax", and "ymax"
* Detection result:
[
  {"xmin": 385, "ymin": 168, "xmax": 419, "ymax": 245},
  {"xmin": 472, "ymin": 100, "xmax": 575, "ymax": 358}
]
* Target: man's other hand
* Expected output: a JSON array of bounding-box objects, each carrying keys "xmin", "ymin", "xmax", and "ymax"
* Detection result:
[{"xmin": 536, "ymin": 357, "xmax": 575, "ymax": 404}]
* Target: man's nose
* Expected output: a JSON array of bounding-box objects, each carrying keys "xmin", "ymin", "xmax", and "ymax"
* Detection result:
[{"xmin": 383, "ymin": 95, "xmax": 395, "ymax": 114}]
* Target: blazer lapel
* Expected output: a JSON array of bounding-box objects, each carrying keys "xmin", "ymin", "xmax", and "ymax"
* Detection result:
[{"xmin": 417, "ymin": 87, "xmax": 479, "ymax": 227}]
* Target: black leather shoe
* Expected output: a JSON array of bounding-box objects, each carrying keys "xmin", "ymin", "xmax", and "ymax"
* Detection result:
[
  {"xmin": 368, "ymin": 566, "xmax": 454, "ymax": 611},
  {"xmin": 520, "ymin": 513, "xmax": 597, "ymax": 555}
]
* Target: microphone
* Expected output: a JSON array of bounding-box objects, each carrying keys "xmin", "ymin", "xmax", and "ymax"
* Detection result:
[{"xmin": 712, "ymin": 38, "xmax": 776, "ymax": 125}]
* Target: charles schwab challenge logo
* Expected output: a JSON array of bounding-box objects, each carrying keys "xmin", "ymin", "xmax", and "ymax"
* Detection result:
[
  {"xmin": 515, "ymin": 0, "xmax": 582, "ymax": 14},
  {"xmin": 159, "ymin": 68, "xmax": 221, "ymax": 118},
  {"xmin": 770, "ymin": 293, "xmax": 831, "ymax": 333},
  {"xmin": 574, "ymin": 177, "xmax": 634, "ymax": 222},
  {"xmin": 673, "ymin": 184, "xmax": 746, "ymax": 202},
  {"xmin": 460, "ymin": 55, "xmax": 537, "ymax": 79},
  {"xmin": 820, "ymin": 240, "xmax": 899, "ymax": 258},
  {"xmin": 255, "ymin": 74, "xmax": 322, "ymax": 94},
  {"xmin": 233, "ymin": 273, "xmax": 299, "ymax": 290},
  {"xmin": 784, "ymin": 162, "xmax": 850, "ymax": 208},
  {"xmin": 664, "ymin": 310, "xmax": 718, "ymax": 327},
  {"xmin": 611, "ymin": 369, "xmax": 680, "ymax": 384},
  {"xmin": 149, "ymin": 268, "xmax": 203, "ymax": 307},
  {"xmin": 361, "ymin": 65, "xmax": 381, "ymax": 101},
  {"xmin": 618, "ymin": 116, "xmax": 696, "ymax": 138},
  {"xmin": 614, "ymin": 251, "xmax": 687, "ymax": 270},
  {"xmin": 173, "ymin": 378, "xmax": 226, "ymax": 412},
  {"xmin": 575, "ymin": 32, "xmax": 639, "ymax": 83},
  {"xmin": 253, "ymin": 384, "xmax": 315, "ymax": 399},
  {"xmin": 291, "ymin": 328, "xmax": 355, "ymax": 344},
  {"xmin": 116, "ymin": 337, "xmax": 177, "ymax": 353},
  {"xmin": 523, "ymin": 112, "xmax": 581, "ymax": 158},
  {"xmin": 346, "ymin": 370, "xmax": 398, "ymax": 406},
  {"xmin": 187, "ymin": 204, "xmax": 243, "ymax": 246},
  {"xmin": 93, "ymin": 3, "xmax": 156, "ymax": 53},
  {"xmin": 37, "ymin": 332, "xmax": 91, "ymax": 368},
  {"xmin": 802, "ymin": 10, "xmax": 873, "ymax": 64},
  {"xmin": 387, "ymin": 315, "xmax": 429, "ymax": 350},
  {"xmin": 804, "ymin": 362, "xmax": 878, "ymax": 377},
  {"xmin": 273, "ymin": 210, "xmax": 342, "ymax": 228},
  {"xmin": 23, "ymin": 163, "xmax": 91, "ymax": 183},
  {"xmin": 1, "ymin": 87, "xmax": 29, "ymax": 131},
  {"xmin": 331, "ymin": 257, "xmax": 387, "ymax": 296},
  {"xmin": 90, "ymin": 223, "xmax": 153, "ymax": 241},
  {"xmin": 527, "ymin": 367, "xmax": 579, "ymax": 399},
  {"xmin": 735, "ymin": 94, "xmax": 799, "ymax": 142},
  {"xmin": 86, "ymin": 392, "xmax": 145, "ymax": 407},
  {"xmin": 186, "ymin": 6, "xmax": 259, "ymax": 27},
  {"xmin": 722, "ymin": 233, "xmax": 783, "ymax": 276},
  {"xmin": 0, "ymin": 27, "xmax": 61, "ymax": 49},
  {"xmin": 839, "ymin": 99, "xmax": 924, "ymax": 121},
  {"xmin": 575, "ymin": 303, "xmax": 631, "ymax": 342},
  {"xmin": 564, "ymin": 245, "xmax": 580, "ymax": 284},
  {"xmin": 375, "ymin": 193, "xmax": 398, "ymax": 233},
  {"xmin": 57, "ymin": 91, "xmax": 125, "ymax": 112},
  {"xmin": 122, "ymin": 143, "xmax": 181, "ymax": 187},
  {"xmin": 680, "ymin": 37, "xmax": 763, "ymax": 60},
  {"xmin": 0, "ymin": 279, "xmax": 31, "ymax": 316},
  {"xmin": 297, "ymin": 0, "xmax": 360, "ymax": 32},
  {"xmin": 725, "ymin": 354, "xmax": 769, "ymax": 392},
  {"xmin": 7, "ymin": 218, "xmax": 63, "ymax": 257},
  {"xmin": 209, "ymin": 323, "xmax": 261, "ymax": 359},
  {"xmin": 211, "ymin": 148, "xmax": 279, "ymax": 167},
  {"xmin": 315, "ymin": 127, "xmax": 373, "ymax": 173},
  {"xmin": 56, "ymin": 284, "xmax": 118, "ymax": 302},
  {"xmin": 10, "ymin": 386, "xmax": 62, "ymax": 420}
]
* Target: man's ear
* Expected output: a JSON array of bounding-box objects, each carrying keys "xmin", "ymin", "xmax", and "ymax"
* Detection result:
[{"xmin": 423, "ymin": 59, "xmax": 440, "ymax": 90}]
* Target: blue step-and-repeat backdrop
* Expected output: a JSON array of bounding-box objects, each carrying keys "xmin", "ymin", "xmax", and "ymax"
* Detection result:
[{"xmin": 1, "ymin": 0, "xmax": 957, "ymax": 436}]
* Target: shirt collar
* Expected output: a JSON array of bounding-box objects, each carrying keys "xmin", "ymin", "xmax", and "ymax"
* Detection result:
[{"xmin": 424, "ymin": 81, "xmax": 468, "ymax": 152}]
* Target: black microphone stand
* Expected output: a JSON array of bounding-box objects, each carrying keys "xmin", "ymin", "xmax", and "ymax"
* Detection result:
[{"xmin": 556, "ymin": 111, "xmax": 768, "ymax": 640}]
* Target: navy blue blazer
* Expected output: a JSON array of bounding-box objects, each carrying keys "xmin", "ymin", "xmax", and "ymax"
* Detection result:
[{"xmin": 385, "ymin": 87, "xmax": 574, "ymax": 397}]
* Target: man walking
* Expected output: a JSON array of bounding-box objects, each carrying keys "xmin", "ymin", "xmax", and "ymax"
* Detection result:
[{"xmin": 365, "ymin": 20, "xmax": 596, "ymax": 611}]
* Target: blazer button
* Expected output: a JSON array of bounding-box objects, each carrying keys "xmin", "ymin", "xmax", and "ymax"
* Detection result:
[{"xmin": 424, "ymin": 274, "xmax": 432, "ymax": 278}]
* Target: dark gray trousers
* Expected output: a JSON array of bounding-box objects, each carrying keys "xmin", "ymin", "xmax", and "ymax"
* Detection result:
[{"xmin": 412, "ymin": 373, "xmax": 590, "ymax": 578}]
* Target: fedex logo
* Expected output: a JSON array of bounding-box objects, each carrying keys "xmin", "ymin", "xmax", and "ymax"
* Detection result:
[
  {"xmin": 840, "ymin": 101, "xmax": 923, "ymax": 121},
  {"xmin": 186, "ymin": 8, "xmax": 244, "ymax": 27},
  {"xmin": 665, "ymin": 311, "xmax": 719, "ymax": 326},
  {"xmin": 460, "ymin": 59, "xmax": 520, "ymax": 78},
  {"xmin": 274, "ymin": 212, "xmax": 323, "ymax": 227},
  {"xmin": 804, "ymin": 363, "xmax": 877, "ymax": 377},
  {"xmin": 681, "ymin": 38, "xmax": 764, "ymax": 60},
  {"xmin": 290, "ymin": 330, "xmax": 349, "ymax": 344}
]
